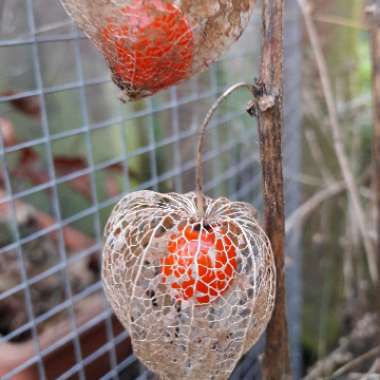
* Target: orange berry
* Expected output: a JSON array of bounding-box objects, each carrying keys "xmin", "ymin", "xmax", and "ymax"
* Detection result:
[
  {"xmin": 100, "ymin": 0, "xmax": 193, "ymax": 94},
  {"xmin": 161, "ymin": 225, "xmax": 237, "ymax": 305}
]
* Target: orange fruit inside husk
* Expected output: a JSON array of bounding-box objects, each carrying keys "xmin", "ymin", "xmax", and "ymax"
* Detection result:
[
  {"xmin": 161, "ymin": 225, "xmax": 237, "ymax": 304},
  {"xmin": 100, "ymin": 0, "xmax": 193, "ymax": 93}
]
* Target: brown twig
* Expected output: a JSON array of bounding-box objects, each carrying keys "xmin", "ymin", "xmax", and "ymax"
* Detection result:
[
  {"xmin": 305, "ymin": 129, "xmax": 334, "ymax": 183},
  {"xmin": 305, "ymin": 314, "xmax": 379, "ymax": 380},
  {"xmin": 331, "ymin": 346, "xmax": 380, "ymax": 379},
  {"xmin": 285, "ymin": 181, "xmax": 346, "ymax": 234},
  {"xmin": 258, "ymin": 0, "xmax": 291, "ymax": 379},
  {"xmin": 286, "ymin": 168, "xmax": 372, "ymax": 234},
  {"xmin": 359, "ymin": 358, "xmax": 380, "ymax": 380},
  {"xmin": 298, "ymin": 0, "xmax": 378, "ymax": 284},
  {"xmin": 313, "ymin": 14, "xmax": 368, "ymax": 30}
]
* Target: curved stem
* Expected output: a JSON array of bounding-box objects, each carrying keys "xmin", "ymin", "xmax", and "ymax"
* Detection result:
[{"xmin": 195, "ymin": 82, "xmax": 253, "ymax": 216}]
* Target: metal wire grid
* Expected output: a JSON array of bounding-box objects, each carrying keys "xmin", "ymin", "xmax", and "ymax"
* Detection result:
[{"xmin": 0, "ymin": 1, "xmax": 301, "ymax": 379}]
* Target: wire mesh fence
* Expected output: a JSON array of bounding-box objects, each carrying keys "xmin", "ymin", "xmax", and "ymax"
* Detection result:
[{"xmin": 0, "ymin": 0, "xmax": 301, "ymax": 379}]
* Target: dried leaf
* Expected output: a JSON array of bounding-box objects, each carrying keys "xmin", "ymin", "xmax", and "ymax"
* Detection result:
[
  {"xmin": 19, "ymin": 147, "xmax": 38, "ymax": 164},
  {"xmin": 0, "ymin": 117, "xmax": 16, "ymax": 147},
  {"xmin": 54, "ymin": 156, "xmax": 88, "ymax": 175},
  {"xmin": 13, "ymin": 148, "xmax": 49, "ymax": 186},
  {"xmin": 34, "ymin": 210, "xmax": 94, "ymax": 251},
  {"xmin": 0, "ymin": 187, "xmax": 94, "ymax": 252},
  {"xmin": 108, "ymin": 162, "xmax": 140, "ymax": 181},
  {"xmin": 1, "ymin": 91, "xmax": 41, "ymax": 118},
  {"xmin": 105, "ymin": 175, "xmax": 119, "ymax": 197},
  {"xmin": 68, "ymin": 175, "xmax": 92, "ymax": 200}
]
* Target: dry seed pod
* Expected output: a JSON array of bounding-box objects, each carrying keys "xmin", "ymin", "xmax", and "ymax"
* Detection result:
[
  {"xmin": 60, "ymin": 0, "xmax": 256, "ymax": 100},
  {"xmin": 102, "ymin": 190, "xmax": 275, "ymax": 380}
]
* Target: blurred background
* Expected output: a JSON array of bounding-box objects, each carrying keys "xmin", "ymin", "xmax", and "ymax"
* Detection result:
[
  {"xmin": 296, "ymin": 1, "xmax": 379, "ymax": 378},
  {"xmin": 0, "ymin": 0, "xmax": 378, "ymax": 379}
]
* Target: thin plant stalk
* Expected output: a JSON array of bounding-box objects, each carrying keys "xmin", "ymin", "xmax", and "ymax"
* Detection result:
[{"xmin": 195, "ymin": 82, "xmax": 252, "ymax": 216}]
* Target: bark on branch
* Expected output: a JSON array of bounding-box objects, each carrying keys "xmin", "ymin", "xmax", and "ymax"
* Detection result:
[{"xmin": 258, "ymin": 0, "xmax": 291, "ymax": 378}]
